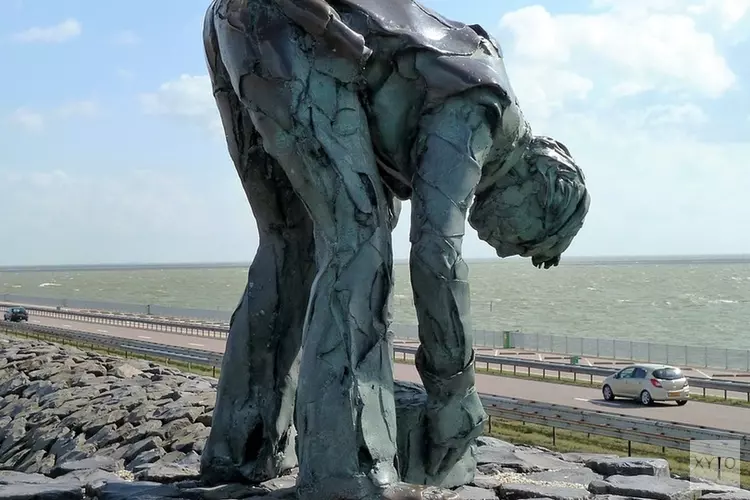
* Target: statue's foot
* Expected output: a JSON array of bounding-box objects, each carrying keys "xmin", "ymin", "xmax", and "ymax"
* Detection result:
[
  {"xmin": 381, "ymin": 482, "xmax": 459, "ymax": 500},
  {"xmin": 200, "ymin": 455, "xmax": 264, "ymax": 485},
  {"xmin": 201, "ymin": 418, "xmax": 299, "ymax": 486},
  {"xmin": 200, "ymin": 449, "xmax": 295, "ymax": 486},
  {"xmin": 424, "ymin": 389, "xmax": 487, "ymax": 477}
]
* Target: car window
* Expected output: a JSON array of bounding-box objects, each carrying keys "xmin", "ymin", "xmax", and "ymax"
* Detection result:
[
  {"xmin": 633, "ymin": 367, "xmax": 647, "ymax": 378},
  {"xmin": 618, "ymin": 367, "xmax": 635, "ymax": 378},
  {"xmin": 653, "ymin": 368, "xmax": 683, "ymax": 380}
]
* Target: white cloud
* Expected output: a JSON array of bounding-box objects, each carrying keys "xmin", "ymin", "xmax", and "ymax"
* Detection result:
[
  {"xmin": 56, "ymin": 100, "xmax": 100, "ymax": 118},
  {"xmin": 506, "ymin": 66, "xmax": 593, "ymax": 119},
  {"xmin": 689, "ymin": 0, "xmax": 750, "ymax": 29},
  {"xmin": 641, "ymin": 103, "xmax": 708, "ymax": 126},
  {"xmin": 8, "ymin": 100, "xmax": 100, "ymax": 133},
  {"xmin": 499, "ymin": 3, "xmax": 736, "ymax": 103},
  {"xmin": 0, "ymin": 167, "xmax": 254, "ymax": 265},
  {"xmin": 139, "ymin": 74, "xmax": 221, "ymax": 133},
  {"xmin": 112, "ymin": 30, "xmax": 141, "ymax": 45},
  {"xmin": 11, "ymin": 18, "xmax": 81, "ymax": 43},
  {"xmin": 9, "ymin": 108, "xmax": 44, "ymax": 132}
]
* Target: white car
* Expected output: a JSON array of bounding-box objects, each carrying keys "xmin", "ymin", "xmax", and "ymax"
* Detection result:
[{"xmin": 601, "ymin": 363, "xmax": 690, "ymax": 406}]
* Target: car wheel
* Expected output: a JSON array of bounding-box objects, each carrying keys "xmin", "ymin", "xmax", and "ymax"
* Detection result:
[
  {"xmin": 640, "ymin": 390, "xmax": 653, "ymax": 405},
  {"xmin": 676, "ymin": 400, "xmax": 687, "ymax": 406},
  {"xmin": 602, "ymin": 385, "xmax": 615, "ymax": 401}
]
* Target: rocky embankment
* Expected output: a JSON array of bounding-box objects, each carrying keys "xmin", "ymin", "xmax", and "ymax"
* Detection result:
[{"xmin": 1, "ymin": 333, "xmax": 748, "ymax": 500}]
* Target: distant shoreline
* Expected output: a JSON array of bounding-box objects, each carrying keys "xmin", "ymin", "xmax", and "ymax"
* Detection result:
[{"xmin": 1, "ymin": 254, "xmax": 749, "ymax": 272}]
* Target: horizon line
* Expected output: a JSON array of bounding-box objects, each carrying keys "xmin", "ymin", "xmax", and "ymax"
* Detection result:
[{"xmin": 1, "ymin": 253, "xmax": 749, "ymax": 271}]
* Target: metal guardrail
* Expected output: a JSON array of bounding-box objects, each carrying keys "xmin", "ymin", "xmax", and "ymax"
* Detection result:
[
  {"xmin": 482, "ymin": 396, "xmax": 750, "ymax": 461},
  {"xmin": 3, "ymin": 302, "xmax": 750, "ymax": 400},
  {"xmin": 5, "ymin": 292, "xmax": 750, "ymax": 372},
  {"xmin": 0, "ymin": 303, "xmax": 228, "ymax": 337},
  {"xmin": 2, "ymin": 320, "xmax": 748, "ymax": 462}
]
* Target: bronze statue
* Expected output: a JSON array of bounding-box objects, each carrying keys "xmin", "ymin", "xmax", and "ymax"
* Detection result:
[{"xmin": 200, "ymin": 0, "xmax": 590, "ymax": 498}]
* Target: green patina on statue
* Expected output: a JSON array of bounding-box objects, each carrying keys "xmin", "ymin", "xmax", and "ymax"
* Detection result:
[{"xmin": 200, "ymin": 0, "xmax": 590, "ymax": 498}]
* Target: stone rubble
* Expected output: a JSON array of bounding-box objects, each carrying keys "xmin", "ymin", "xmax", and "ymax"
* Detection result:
[{"xmin": 1, "ymin": 335, "xmax": 748, "ymax": 500}]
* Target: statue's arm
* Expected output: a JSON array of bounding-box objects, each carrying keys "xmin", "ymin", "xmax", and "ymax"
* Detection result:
[{"xmin": 273, "ymin": 0, "xmax": 372, "ymax": 63}]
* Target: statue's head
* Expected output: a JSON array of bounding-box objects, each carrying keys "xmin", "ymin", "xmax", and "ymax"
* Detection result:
[{"xmin": 468, "ymin": 135, "xmax": 590, "ymax": 269}]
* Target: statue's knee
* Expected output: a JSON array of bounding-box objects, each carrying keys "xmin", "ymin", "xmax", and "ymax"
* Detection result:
[{"xmin": 410, "ymin": 233, "xmax": 466, "ymax": 280}]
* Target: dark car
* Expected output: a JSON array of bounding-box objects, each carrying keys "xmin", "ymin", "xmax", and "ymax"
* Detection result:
[{"xmin": 4, "ymin": 307, "xmax": 28, "ymax": 322}]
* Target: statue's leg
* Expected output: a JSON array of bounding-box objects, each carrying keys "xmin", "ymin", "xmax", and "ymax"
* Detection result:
[
  {"xmin": 208, "ymin": 32, "xmax": 400, "ymax": 500},
  {"xmin": 254, "ymin": 101, "xmax": 399, "ymax": 498},
  {"xmin": 408, "ymin": 88, "xmax": 494, "ymax": 479},
  {"xmin": 200, "ymin": 123, "xmax": 315, "ymax": 485},
  {"xmin": 201, "ymin": 16, "xmax": 315, "ymax": 484}
]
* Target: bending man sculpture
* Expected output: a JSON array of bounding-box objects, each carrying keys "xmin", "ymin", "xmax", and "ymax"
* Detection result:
[{"xmin": 201, "ymin": 0, "xmax": 591, "ymax": 498}]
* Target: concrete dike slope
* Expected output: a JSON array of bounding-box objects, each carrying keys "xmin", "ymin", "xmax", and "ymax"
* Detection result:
[{"xmin": 0, "ymin": 333, "xmax": 748, "ymax": 500}]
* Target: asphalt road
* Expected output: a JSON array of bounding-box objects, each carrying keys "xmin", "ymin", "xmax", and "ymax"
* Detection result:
[{"xmin": 19, "ymin": 315, "xmax": 750, "ymax": 433}]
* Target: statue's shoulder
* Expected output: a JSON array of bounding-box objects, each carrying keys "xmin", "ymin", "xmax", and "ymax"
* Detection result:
[{"xmin": 335, "ymin": 0, "xmax": 499, "ymax": 56}]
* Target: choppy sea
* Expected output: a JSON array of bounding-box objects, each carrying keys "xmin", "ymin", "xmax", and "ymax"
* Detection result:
[{"xmin": 1, "ymin": 258, "xmax": 748, "ymax": 350}]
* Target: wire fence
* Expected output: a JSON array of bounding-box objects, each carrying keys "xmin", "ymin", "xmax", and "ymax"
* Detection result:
[
  {"xmin": 3, "ymin": 293, "xmax": 749, "ymax": 372},
  {"xmin": 506, "ymin": 331, "xmax": 750, "ymax": 372}
]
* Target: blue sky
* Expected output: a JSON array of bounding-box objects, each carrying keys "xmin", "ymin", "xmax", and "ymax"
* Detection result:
[{"xmin": 1, "ymin": 0, "xmax": 749, "ymax": 265}]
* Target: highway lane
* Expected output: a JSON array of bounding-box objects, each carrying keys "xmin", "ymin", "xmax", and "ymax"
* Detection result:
[
  {"xmin": 17, "ymin": 314, "xmax": 750, "ymax": 433},
  {"xmin": 28, "ymin": 315, "xmax": 227, "ymax": 352},
  {"xmin": 10, "ymin": 303, "xmax": 750, "ymax": 380}
]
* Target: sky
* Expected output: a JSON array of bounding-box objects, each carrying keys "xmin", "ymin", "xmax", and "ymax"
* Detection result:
[{"xmin": 1, "ymin": 0, "xmax": 749, "ymax": 266}]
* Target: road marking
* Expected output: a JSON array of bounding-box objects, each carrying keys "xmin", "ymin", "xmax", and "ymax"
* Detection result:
[
  {"xmin": 31, "ymin": 320, "xmax": 41, "ymax": 324},
  {"xmin": 188, "ymin": 342, "xmax": 204, "ymax": 347},
  {"xmin": 138, "ymin": 335, "xmax": 151, "ymax": 339},
  {"xmin": 62, "ymin": 324, "xmax": 72, "ymax": 328},
  {"xmin": 574, "ymin": 397, "xmax": 590, "ymax": 402},
  {"xmin": 694, "ymin": 369, "xmax": 712, "ymax": 379},
  {"xmin": 584, "ymin": 358, "xmax": 594, "ymax": 366},
  {"xmin": 97, "ymin": 329, "xmax": 108, "ymax": 333}
]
